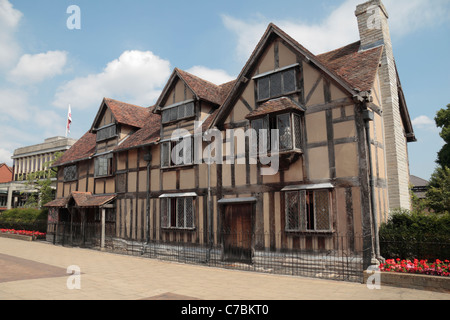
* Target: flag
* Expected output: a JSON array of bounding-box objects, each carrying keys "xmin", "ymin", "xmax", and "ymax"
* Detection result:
[{"xmin": 66, "ymin": 105, "xmax": 72, "ymax": 137}]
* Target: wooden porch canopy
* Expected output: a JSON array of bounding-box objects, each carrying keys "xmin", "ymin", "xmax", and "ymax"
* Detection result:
[{"xmin": 45, "ymin": 192, "xmax": 116, "ymax": 209}]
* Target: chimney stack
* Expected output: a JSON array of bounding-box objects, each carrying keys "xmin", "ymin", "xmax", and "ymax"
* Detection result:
[{"xmin": 355, "ymin": 0, "xmax": 412, "ymax": 211}]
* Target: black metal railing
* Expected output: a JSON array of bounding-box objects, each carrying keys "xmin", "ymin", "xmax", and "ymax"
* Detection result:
[
  {"xmin": 379, "ymin": 235, "xmax": 450, "ymax": 261},
  {"xmin": 46, "ymin": 222, "xmax": 368, "ymax": 283}
]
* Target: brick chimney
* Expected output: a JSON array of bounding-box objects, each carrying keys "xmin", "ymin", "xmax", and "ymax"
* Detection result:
[{"xmin": 355, "ymin": 0, "xmax": 411, "ymax": 211}]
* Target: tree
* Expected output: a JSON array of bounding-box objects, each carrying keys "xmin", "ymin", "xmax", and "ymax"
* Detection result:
[
  {"xmin": 425, "ymin": 166, "xmax": 450, "ymax": 214},
  {"xmin": 22, "ymin": 152, "xmax": 63, "ymax": 209},
  {"xmin": 435, "ymin": 104, "xmax": 450, "ymax": 168}
]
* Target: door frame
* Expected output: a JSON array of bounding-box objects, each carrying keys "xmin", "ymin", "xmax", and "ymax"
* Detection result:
[{"xmin": 219, "ymin": 199, "xmax": 256, "ymax": 264}]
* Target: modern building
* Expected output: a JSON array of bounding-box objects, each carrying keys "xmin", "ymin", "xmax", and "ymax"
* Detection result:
[
  {"xmin": 12, "ymin": 136, "xmax": 78, "ymax": 182},
  {"xmin": 46, "ymin": 0, "xmax": 416, "ymax": 269},
  {"xmin": 0, "ymin": 136, "xmax": 77, "ymax": 211}
]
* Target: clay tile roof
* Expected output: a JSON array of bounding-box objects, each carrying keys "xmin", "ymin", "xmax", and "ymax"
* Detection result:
[
  {"xmin": 114, "ymin": 106, "xmax": 161, "ymax": 152},
  {"xmin": 317, "ymin": 41, "xmax": 383, "ymax": 92},
  {"xmin": 176, "ymin": 69, "xmax": 230, "ymax": 106},
  {"xmin": 218, "ymin": 79, "xmax": 237, "ymax": 104},
  {"xmin": 71, "ymin": 192, "xmax": 93, "ymax": 207},
  {"xmin": 246, "ymin": 97, "xmax": 305, "ymax": 120},
  {"xmin": 53, "ymin": 131, "xmax": 96, "ymax": 167},
  {"xmin": 200, "ymin": 79, "xmax": 237, "ymax": 131},
  {"xmin": 104, "ymin": 98, "xmax": 150, "ymax": 129},
  {"xmin": 44, "ymin": 197, "xmax": 70, "ymax": 208},
  {"xmin": 45, "ymin": 192, "xmax": 116, "ymax": 208},
  {"xmin": 77, "ymin": 194, "xmax": 116, "ymax": 208}
]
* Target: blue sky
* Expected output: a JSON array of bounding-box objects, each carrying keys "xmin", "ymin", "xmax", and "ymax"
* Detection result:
[{"xmin": 0, "ymin": 0, "xmax": 449, "ymax": 181}]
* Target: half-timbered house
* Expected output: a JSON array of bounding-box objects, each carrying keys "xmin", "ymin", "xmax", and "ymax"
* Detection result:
[{"xmin": 46, "ymin": 0, "xmax": 415, "ymax": 271}]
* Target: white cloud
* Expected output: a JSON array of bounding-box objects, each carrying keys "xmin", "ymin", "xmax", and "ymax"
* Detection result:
[
  {"xmin": 53, "ymin": 50, "xmax": 172, "ymax": 110},
  {"xmin": 0, "ymin": 89, "xmax": 65, "ymax": 133},
  {"xmin": 0, "ymin": 148, "xmax": 13, "ymax": 166},
  {"xmin": 186, "ymin": 66, "xmax": 235, "ymax": 85},
  {"xmin": 412, "ymin": 115, "xmax": 436, "ymax": 130},
  {"xmin": 9, "ymin": 51, "xmax": 68, "ymax": 85},
  {"xmin": 222, "ymin": 0, "xmax": 450, "ymax": 60},
  {"xmin": 383, "ymin": 0, "xmax": 450, "ymax": 37},
  {"xmin": 0, "ymin": 88, "xmax": 32, "ymax": 122},
  {"xmin": 0, "ymin": 0, "xmax": 22, "ymax": 69}
]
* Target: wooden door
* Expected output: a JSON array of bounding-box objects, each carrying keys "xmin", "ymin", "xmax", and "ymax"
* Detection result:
[{"xmin": 223, "ymin": 204, "xmax": 253, "ymax": 263}]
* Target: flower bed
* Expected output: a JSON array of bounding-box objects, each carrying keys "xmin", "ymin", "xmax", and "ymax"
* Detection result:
[
  {"xmin": 379, "ymin": 258, "xmax": 450, "ymax": 277},
  {"xmin": 0, "ymin": 228, "xmax": 46, "ymax": 240}
]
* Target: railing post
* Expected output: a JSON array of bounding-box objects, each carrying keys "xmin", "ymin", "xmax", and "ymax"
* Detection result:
[
  {"xmin": 101, "ymin": 208, "xmax": 106, "ymax": 250},
  {"xmin": 53, "ymin": 222, "xmax": 57, "ymax": 245}
]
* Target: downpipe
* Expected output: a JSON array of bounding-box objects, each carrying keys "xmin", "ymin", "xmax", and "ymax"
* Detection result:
[{"xmin": 360, "ymin": 93, "xmax": 383, "ymax": 264}]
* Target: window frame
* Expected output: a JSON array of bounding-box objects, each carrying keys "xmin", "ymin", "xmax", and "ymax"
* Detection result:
[
  {"xmin": 160, "ymin": 196, "xmax": 195, "ymax": 230},
  {"xmin": 161, "ymin": 100, "xmax": 196, "ymax": 125},
  {"xmin": 285, "ymin": 189, "xmax": 332, "ymax": 233},
  {"xmin": 63, "ymin": 165, "xmax": 78, "ymax": 182},
  {"xmin": 96, "ymin": 124, "xmax": 118, "ymax": 142},
  {"xmin": 160, "ymin": 136, "xmax": 194, "ymax": 169},
  {"xmin": 250, "ymin": 112, "xmax": 303, "ymax": 153},
  {"xmin": 94, "ymin": 153, "xmax": 114, "ymax": 178},
  {"xmin": 255, "ymin": 66, "xmax": 299, "ymax": 102}
]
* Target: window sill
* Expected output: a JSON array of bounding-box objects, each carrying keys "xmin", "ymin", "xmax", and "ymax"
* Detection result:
[
  {"xmin": 162, "ymin": 115, "xmax": 196, "ymax": 126},
  {"xmin": 161, "ymin": 164, "xmax": 195, "ymax": 171},
  {"xmin": 94, "ymin": 174, "xmax": 115, "ymax": 179},
  {"xmin": 255, "ymin": 148, "xmax": 303, "ymax": 158},
  {"xmin": 161, "ymin": 227, "xmax": 196, "ymax": 232},
  {"xmin": 63, "ymin": 179, "xmax": 78, "ymax": 183},
  {"xmin": 285, "ymin": 230, "xmax": 334, "ymax": 235},
  {"xmin": 256, "ymin": 90, "xmax": 302, "ymax": 104}
]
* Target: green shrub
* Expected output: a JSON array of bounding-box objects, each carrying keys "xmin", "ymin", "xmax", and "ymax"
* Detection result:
[
  {"xmin": 0, "ymin": 208, "xmax": 48, "ymax": 233},
  {"xmin": 379, "ymin": 209, "xmax": 450, "ymax": 260}
]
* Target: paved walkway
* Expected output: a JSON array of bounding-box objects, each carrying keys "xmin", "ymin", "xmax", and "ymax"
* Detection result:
[{"xmin": 0, "ymin": 237, "xmax": 449, "ymax": 301}]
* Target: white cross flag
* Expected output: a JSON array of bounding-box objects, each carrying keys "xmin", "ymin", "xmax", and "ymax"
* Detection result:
[{"xmin": 66, "ymin": 105, "xmax": 72, "ymax": 137}]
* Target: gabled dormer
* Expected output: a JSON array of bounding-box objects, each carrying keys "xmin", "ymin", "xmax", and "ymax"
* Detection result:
[
  {"xmin": 90, "ymin": 98, "xmax": 150, "ymax": 153},
  {"xmin": 90, "ymin": 98, "xmax": 150, "ymax": 177},
  {"xmin": 154, "ymin": 69, "xmax": 234, "ymax": 169},
  {"xmin": 154, "ymin": 68, "xmax": 227, "ymax": 130}
]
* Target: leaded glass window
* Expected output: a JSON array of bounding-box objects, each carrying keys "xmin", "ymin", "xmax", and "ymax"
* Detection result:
[
  {"xmin": 256, "ymin": 67, "xmax": 297, "ymax": 101},
  {"xmin": 277, "ymin": 113, "xmax": 292, "ymax": 151},
  {"xmin": 97, "ymin": 125, "xmax": 117, "ymax": 142},
  {"xmin": 161, "ymin": 196, "xmax": 195, "ymax": 229},
  {"xmin": 95, "ymin": 154, "xmax": 113, "ymax": 177},
  {"xmin": 285, "ymin": 190, "xmax": 331, "ymax": 232},
  {"xmin": 64, "ymin": 165, "xmax": 78, "ymax": 182},
  {"xmin": 162, "ymin": 101, "xmax": 196, "ymax": 124}
]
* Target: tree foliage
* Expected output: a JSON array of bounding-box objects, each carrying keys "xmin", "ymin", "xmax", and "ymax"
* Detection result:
[
  {"xmin": 426, "ymin": 166, "xmax": 450, "ymax": 214},
  {"xmin": 22, "ymin": 152, "xmax": 63, "ymax": 209},
  {"xmin": 435, "ymin": 104, "xmax": 450, "ymax": 168}
]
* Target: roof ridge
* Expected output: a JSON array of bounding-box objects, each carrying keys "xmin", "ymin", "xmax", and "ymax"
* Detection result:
[
  {"xmin": 175, "ymin": 68, "xmax": 221, "ymax": 88},
  {"xmin": 316, "ymin": 41, "xmax": 361, "ymax": 57},
  {"xmin": 104, "ymin": 97, "xmax": 147, "ymax": 110}
]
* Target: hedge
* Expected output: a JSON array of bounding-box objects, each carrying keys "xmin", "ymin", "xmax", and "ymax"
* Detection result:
[
  {"xmin": 379, "ymin": 210, "xmax": 450, "ymax": 261},
  {"xmin": 0, "ymin": 208, "xmax": 48, "ymax": 233}
]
